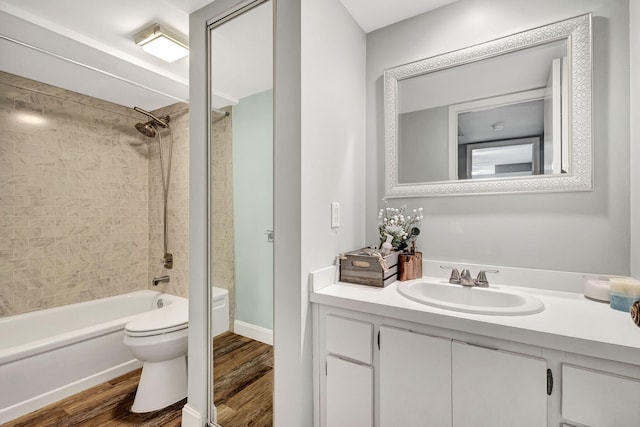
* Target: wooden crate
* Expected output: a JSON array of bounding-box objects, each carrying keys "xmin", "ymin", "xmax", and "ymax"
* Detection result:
[{"xmin": 340, "ymin": 248, "xmax": 399, "ymax": 287}]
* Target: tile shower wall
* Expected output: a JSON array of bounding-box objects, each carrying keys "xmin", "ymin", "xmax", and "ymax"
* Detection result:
[
  {"xmin": 0, "ymin": 71, "xmax": 150, "ymax": 316},
  {"xmin": 146, "ymin": 102, "xmax": 190, "ymax": 298},
  {"xmin": 210, "ymin": 108, "xmax": 235, "ymax": 331}
]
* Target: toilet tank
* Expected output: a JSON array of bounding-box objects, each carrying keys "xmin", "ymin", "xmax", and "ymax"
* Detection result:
[{"xmin": 211, "ymin": 287, "xmax": 230, "ymax": 337}]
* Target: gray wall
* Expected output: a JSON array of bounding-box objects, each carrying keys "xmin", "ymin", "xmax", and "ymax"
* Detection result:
[
  {"xmin": 366, "ymin": 0, "xmax": 631, "ymax": 274},
  {"xmin": 399, "ymin": 107, "xmax": 449, "ymax": 183},
  {"xmin": 631, "ymin": 1, "xmax": 640, "ymax": 278}
]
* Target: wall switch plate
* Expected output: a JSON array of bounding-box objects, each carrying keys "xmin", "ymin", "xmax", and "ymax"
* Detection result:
[{"xmin": 331, "ymin": 202, "xmax": 340, "ymax": 228}]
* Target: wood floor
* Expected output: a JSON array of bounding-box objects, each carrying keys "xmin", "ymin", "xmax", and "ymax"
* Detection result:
[
  {"xmin": 2, "ymin": 332, "xmax": 273, "ymax": 427},
  {"xmin": 213, "ymin": 332, "xmax": 273, "ymax": 426}
]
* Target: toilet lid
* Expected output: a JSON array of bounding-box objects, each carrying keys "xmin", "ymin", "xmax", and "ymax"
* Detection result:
[{"xmin": 125, "ymin": 299, "xmax": 188, "ymax": 336}]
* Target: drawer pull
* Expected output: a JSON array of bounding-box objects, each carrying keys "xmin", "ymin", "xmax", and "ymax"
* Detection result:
[{"xmin": 352, "ymin": 260, "xmax": 371, "ymax": 268}]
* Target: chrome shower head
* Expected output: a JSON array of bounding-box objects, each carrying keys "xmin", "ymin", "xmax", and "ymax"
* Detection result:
[{"xmin": 135, "ymin": 121, "xmax": 157, "ymax": 138}]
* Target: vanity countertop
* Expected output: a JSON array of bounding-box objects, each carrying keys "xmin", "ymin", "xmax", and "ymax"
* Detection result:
[{"xmin": 310, "ymin": 277, "xmax": 640, "ymax": 366}]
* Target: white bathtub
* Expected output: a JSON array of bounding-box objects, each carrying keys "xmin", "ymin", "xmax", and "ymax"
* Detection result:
[{"xmin": 0, "ymin": 290, "xmax": 177, "ymax": 424}]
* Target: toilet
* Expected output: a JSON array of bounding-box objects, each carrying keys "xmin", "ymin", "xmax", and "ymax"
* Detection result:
[
  {"xmin": 123, "ymin": 294, "xmax": 188, "ymax": 413},
  {"xmin": 212, "ymin": 287, "xmax": 230, "ymax": 337}
]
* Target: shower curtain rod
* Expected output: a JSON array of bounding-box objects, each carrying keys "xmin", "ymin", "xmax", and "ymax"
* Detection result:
[
  {"xmin": 0, "ymin": 33, "xmax": 188, "ymax": 104},
  {"xmin": 212, "ymin": 108, "xmax": 229, "ymax": 116}
]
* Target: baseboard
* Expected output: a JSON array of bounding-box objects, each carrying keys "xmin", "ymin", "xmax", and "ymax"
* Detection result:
[
  {"xmin": 0, "ymin": 359, "xmax": 142, "ymax": 425},
  {"xmin": 181, "ymin": 403, "xmax": 203, "ymax": 427},
  {"xmin": 233, "ymin": 320, "xmax": 273, "ymax": 345}
]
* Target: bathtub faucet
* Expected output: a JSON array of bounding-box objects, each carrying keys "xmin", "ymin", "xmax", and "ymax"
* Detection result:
[{"xmin": 151, "ymin": 276, "xmax": 170, "ymax": 286}]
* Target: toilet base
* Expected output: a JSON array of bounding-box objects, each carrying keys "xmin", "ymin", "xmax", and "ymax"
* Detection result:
[{"xmin": 131, "ymin": 355, "xmax": 187, "ymax": 413}]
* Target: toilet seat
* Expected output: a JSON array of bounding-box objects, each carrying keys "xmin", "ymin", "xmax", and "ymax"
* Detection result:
[{"xmin": 125, "ymin": 300, "xmax": 188, "ymax": 337}]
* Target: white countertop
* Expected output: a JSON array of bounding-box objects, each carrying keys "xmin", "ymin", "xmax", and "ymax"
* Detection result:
[{"xmin": 310, "ymin": 276, "xmax": 640, "ymax": 366}]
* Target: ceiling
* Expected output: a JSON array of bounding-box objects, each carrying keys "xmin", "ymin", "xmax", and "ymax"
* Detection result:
[
  {"xmin": 0, "ymin": 0, "xmax": 456, "ymax": 111},
  {"xmin": 339, "ymin": 0, "xmax": 458, "ymax": 33}
]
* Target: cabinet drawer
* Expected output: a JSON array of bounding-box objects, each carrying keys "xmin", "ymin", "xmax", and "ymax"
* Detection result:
[
  {"xmin": 325, "ymin": 315, "xmax": 373, "ymax": 364},
  {"xmin": 562, "ymin": 364, "xmax": 640, "ymax": 427}
]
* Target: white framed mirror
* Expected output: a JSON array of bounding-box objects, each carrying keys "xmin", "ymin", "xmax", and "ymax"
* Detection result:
[{"xmin": 384, "ymin": 13, "xmax": 592, "ymax": 197}]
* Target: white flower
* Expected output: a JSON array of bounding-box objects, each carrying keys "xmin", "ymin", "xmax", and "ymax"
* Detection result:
[{"xmin": 377, "ymin": 202, "xmax": 424, "ymax": 249}]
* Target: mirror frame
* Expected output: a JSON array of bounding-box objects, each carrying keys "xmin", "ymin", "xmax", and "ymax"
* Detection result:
[{"xmin": 383, "ymin": 13, "xmax": 592, "ymax": 197}]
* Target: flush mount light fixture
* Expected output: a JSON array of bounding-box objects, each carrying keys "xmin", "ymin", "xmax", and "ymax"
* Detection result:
[{"xmin": 134, "ymin": 23, "xmax": 189, "ymax": 63}]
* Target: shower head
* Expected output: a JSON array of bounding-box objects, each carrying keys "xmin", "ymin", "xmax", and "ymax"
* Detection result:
[
  {"xmin": 133, "ymin": 106, "xmax": 171, "ymax": 138},
  {"xmin": 135, "ymin": 121, "xmax": 157, "ymax": 138}
]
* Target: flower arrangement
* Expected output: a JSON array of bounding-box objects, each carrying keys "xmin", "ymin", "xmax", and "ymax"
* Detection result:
[{"xmin": 377, "ymin": 203, "xmax": 423, "ymax": 251}]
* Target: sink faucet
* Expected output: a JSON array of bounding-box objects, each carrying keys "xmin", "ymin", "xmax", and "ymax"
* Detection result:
[
  {"xmin": 440, "ymin": 266, "xmax": 499, "ymax": 287},
  {"xmin": 459, "ymin": 269, "xmax": 475, "ymax": 286}
]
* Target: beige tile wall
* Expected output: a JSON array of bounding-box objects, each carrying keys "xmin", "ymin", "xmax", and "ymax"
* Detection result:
[
  {"xmin": 0, "ymin": 71, "xmax": 213, "ymax": 317},
  {"xmin": 210, "ymin": 109, "xmax": 235, "ymax": 330},
  {"xmin": 0, "ymin": 71, "xmax": 152, "ymax": 316}
]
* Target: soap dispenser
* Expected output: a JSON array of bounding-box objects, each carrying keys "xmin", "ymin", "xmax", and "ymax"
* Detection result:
[{"xmin": 381, "ymin": 234, "xmax": 393, "ymax": 256}]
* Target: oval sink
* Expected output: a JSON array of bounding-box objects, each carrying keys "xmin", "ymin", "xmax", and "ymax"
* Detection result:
[{"xmin": 397, "ymin": 281, "xmax": 544, "ymax": 315}]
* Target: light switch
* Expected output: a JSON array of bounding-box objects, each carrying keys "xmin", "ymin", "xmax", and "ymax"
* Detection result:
[{"xmin": 331, "ymin": 202, "xmax": 340, "ymax": 228}]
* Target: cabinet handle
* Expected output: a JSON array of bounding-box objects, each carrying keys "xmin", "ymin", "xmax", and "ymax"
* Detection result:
[
  {"xmin": 377, "ymin": 330, "xmax": 380, "ymax": 350},
  {"xmin": 547, "ymin": 368, "xmax": 553, "ymax": 395}
]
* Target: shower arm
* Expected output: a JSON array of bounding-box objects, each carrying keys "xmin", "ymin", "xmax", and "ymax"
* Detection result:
[{"xmin": 134, "ymin": 106, "xmax": 170, "ymax": 128}]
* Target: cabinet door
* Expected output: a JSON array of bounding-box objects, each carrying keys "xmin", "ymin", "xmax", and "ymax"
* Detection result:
[
  {"xmin": 562, "ymin": 364, "xmax": 640, "ymax": 427},
  {"xmin": 452, "ymin": 341, "xmax": 547, "ymax": 427},
  {"xmin": 379, "ymin": 326, "xmax": 452, "ymax": 427},
  {"xmin": 325, "ymin": 355, "xmax": 373, "ymax": 427}
]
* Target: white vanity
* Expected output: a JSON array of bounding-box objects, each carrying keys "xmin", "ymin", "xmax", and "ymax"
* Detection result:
[{"xmin": 311, "ymin": 270, "xmax": 640, "ymax": 427}]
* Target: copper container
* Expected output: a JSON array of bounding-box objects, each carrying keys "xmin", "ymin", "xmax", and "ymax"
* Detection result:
[{"xmin": 398, "ymin": 252, "xmax": 423, "ymax": 281}]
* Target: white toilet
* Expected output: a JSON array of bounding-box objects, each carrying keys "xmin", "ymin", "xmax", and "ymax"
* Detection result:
[
  {"xmin": 123, "ymin": 294, "xmax": 188, "ymax": 413},
  {"xmin": 212, "ymin": 287, "xmax": 230, "ymax": 337}
]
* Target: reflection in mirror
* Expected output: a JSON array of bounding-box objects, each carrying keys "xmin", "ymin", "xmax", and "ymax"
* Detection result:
[
  {"xmin": 398, "ymin": 39, "xmax": 566, "ymax": 183},
  {"xmin": 208, "ymin": 1, "xmax": 273, "ymax": 426},
  {"xmin": 385, "ymin": 14, "xmax": 592, "ymax": 197}
]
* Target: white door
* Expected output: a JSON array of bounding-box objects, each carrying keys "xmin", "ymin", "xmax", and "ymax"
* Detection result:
[
  {"xmin": 452, "ymin": 341, "xmax": 547, "ymax": 427},
  {"xmin": 379, "ymin": 326, "xmax": 452, "ymax": 427},
  {"xmin": 325, "ymin": 355, "xmax": 373, "ymax": 427}
]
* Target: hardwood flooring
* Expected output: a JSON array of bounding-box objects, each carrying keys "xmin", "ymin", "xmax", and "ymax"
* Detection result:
[
  {"xmin": 2, "ymin": 332, "xmax": 273, "ymax": 427},
  {"xmin": 213, "ymin": 332, "xmax": 273, "ymax": 427}
]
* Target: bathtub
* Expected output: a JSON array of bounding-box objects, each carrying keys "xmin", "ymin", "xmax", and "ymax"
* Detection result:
[{"xmin": 0, "ymin": 290, "xmax": 178, "ymax": 424}]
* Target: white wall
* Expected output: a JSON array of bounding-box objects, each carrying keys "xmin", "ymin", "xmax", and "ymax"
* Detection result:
[
  {"xmin": 298, "ymin": 0, "xmax": 366, "ymax": 425},
  {"xmin": 631, "ymin": 0, "xmax": 640, "ymax": 277},
  {"xmin": 302, "ymin": 0, "xmax": 367, "ymax": 272},
  {"xmin": 366, "ymin": 0, "xmax": 631, "ymax": 275}
]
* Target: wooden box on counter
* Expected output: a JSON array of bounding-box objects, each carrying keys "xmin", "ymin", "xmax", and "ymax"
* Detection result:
[{"xmin": 340, "ymin": 248, "xmax": 399, "ymax": 287}]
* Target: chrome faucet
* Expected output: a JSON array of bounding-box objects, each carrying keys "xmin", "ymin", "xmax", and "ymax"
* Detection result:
[
  {"xmin": 440, "ymin": 266, "xmax": 499, "ymax": 287},
  {"xmin": 459, "ymin": 269, "xmax": 475, "ymax": 286}
]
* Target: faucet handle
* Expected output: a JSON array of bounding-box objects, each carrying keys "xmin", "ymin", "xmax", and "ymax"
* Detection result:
[
  {"xmin": 440, "ymin": 265, "xmax": 461, "ymax": 284},
  {"xmin": 475, "ymin": 269, "xmax": 499, "ymax": 287}
]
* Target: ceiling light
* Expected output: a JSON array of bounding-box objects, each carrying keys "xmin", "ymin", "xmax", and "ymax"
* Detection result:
[{"xmin": 134, "ymin": 24, "xmax": 189, "ymax": 63}]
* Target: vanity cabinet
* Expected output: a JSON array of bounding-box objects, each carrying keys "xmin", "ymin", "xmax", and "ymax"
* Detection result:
[
  {"xmin": 451, "ymin": 341, "xmax": 547, "ymax": 427},
  {"xmin": 379, "ymin": 326, "xmax": 451, "ymax": 426},
  {"xmin": 378, "ymin": 326, "xmax": 546, "ymax": 427},
  {"xmin": 314, "ymin": 303, "xmax": 640, "ymax": 427},
  {"xmin": 326, "ymin": 355, "xmax": 373, "ymax": 427},
  {"xmin": 322, "ymin": 314, "xmax": 374, "ymax": 427},
  {"xmin": 561, "ymin": 364, "xmax": 640, "ymax": 427}
]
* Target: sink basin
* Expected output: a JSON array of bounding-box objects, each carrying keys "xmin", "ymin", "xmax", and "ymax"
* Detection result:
[{"xmin": 397, "ymin": 281, "xmax": 544, "ymax": 315}]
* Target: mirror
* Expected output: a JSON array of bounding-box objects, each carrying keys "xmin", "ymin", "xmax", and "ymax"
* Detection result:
[
  {"xmin": 384, "ymin": 13, "xmax": 592, "ymax": 197},
  {"xmin": 207, "ymin": 1, "xmax": 274, "ymax": 425}
]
